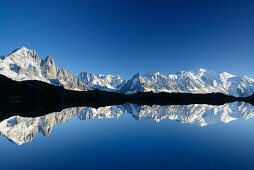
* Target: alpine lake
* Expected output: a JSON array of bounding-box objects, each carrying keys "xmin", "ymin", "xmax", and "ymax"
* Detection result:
[{"xmin": 1, "ymin": 102, "xmax": 254, "ymax": 169}]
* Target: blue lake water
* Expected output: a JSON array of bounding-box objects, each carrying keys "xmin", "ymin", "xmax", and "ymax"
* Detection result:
[{"xmin": 1, "ymin": 102, "xmax": 254, "ymax": 169}]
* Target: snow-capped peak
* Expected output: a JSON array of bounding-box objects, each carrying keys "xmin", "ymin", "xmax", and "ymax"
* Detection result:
[
  {"xmin": 0, "ymin": 47, "xmax": 89, "ymax": 91},
  {"xmin": 119, "ymin": 69, "xmax": 254, "ymax": 97},
  {"xmin": 1, "ymin": 47, "xmax": 254, "ymax": 97},
  {"xmin": 133, "ymin": 72, "xmax": 141, "ymax": 78},
  {"xmin": 10, "ymin": 46, "xmax": 38, "ymax": 58},
  {"xmin": 199, "ymin": 68, "xmax": 207, "ymax": 72},
  {"xmin": 155, "ymin": 72, "xmax": 161, "ymax": 76},
  {"xmin": 12, "ymin": 46, "xmax": 28, "ymax": 52},
  {"xmin": 78, "ymin": 72, "xmax": 125, "ymax": 91}
]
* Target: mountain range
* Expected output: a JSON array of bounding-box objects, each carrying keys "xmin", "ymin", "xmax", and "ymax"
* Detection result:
[
  {"xmin": 1, "ymin": 47, "xmax": 254, "ymax": 97},
  {"xmin": 1, "ymin": 102, "xmax": 254, "ymax": 145}
]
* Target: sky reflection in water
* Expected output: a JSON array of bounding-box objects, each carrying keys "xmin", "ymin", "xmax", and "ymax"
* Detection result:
[{"xmin": 1, "ymin": 102, "xmax": 254, "ymax": 169}]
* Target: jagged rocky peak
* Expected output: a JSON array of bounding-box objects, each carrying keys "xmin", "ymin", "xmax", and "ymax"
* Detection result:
[
  {"xmin": 175, "ymin": 68, "xmax": 207, "ymax": 75},
  {"xmin": 133, "ymin": 72, "xmax": 141, "ymax": 78},
  {"xmin": 78, "ymin": 72, "xmax": 95, "ymax": 84},
  {"xmin": 131, "ymin": 72, "xmax": 144, "ymax": 83},
  {"xmin": 144, "ymin": 72, "xmax": 165, "ymax": 79},
  {"xmin": 198, "ymin": 68, "xmax": 207, "ymax": 73},
  {"xmin": 41, "ymin": 56, "xmax": 57, "ymax": 79},
  {"xmin": 119, "ymin": 73, "xmax": 145, "ymax": 94},
  {"xmin": 78, "ymin": 72, "xmax": 125, "ymax": 91},
  {"xmin": 44, "ymin": 56, "xmax": 55, "ymax": 65},
  {"xmin": 199, "ymin": 68, "xmax": 206, "ymax": 71},
  {"xmin": 155, "ymin": 72, "xmax": 162, "ymax": 76},
  {"xmin": 11, "ymin": 46, "xmax": 40, "ymax": 60},
  {"xmin": 11, "ymin": 46, "xmax": 28, "ymax": 53}
]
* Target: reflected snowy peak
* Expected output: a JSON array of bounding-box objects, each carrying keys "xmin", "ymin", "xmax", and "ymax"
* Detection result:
[{"xmin": 0, "ymin": 102, "xmax": 254, "ymax": 145}]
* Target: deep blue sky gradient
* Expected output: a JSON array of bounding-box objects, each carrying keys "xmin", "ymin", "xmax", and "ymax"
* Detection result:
[{"xmin": 0, "ymin": 0, "xmax": 254, "ymax": 79}]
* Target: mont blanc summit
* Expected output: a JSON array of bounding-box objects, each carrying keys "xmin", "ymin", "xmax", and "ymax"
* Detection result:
[{"xmin": 1, "ymin": 47, "xmax": 254, "ymax": 97}]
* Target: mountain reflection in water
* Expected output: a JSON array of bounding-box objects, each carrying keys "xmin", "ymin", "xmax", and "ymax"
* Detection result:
[{"xmin": 0, "ymin": 101, "xmax": 254, "ymax": 145}]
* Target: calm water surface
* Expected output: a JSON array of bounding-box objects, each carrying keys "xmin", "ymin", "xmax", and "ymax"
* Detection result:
[{"xmin": 1, "ymin": 102, "xmax": 254, "ymax": 169}]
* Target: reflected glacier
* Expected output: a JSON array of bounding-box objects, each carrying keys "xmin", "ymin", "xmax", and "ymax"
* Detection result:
[{"xmin": 1, "ymin": 101, "xmax": 254, "ymax": 145}]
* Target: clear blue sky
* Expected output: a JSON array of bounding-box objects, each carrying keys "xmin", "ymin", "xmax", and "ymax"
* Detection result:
[{"xmin": 0, "ymin": 0, "xmax": 253, "ymax": 79}]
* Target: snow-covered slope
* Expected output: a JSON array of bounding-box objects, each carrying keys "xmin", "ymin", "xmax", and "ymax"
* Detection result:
[
  {"xmin": 119, "ymin": 69, "xmax": 254, "ymax": 97},
  {"xmin": 1, "ymin": 47, "xmax": 254, "ymax": 97},
  {"xmin": 78, "ymin": 72, "xmax": 125, "ymax": 91},
  {"xmin": 0, "ymin": 47, "xmax": 89, "ymax": 91},
  {"xmin": 1, "ymin": 102, "xmax": 254, "ymax": 145}
]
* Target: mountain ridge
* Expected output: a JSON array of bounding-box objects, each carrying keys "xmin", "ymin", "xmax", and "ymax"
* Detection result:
[
  {"xmin": 120, "ymin": 68, "xmax": 254, "ymax": 97},
  {"xmin": 1, "ymin": 47, "xmax": 254, "ymax": 97}
]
